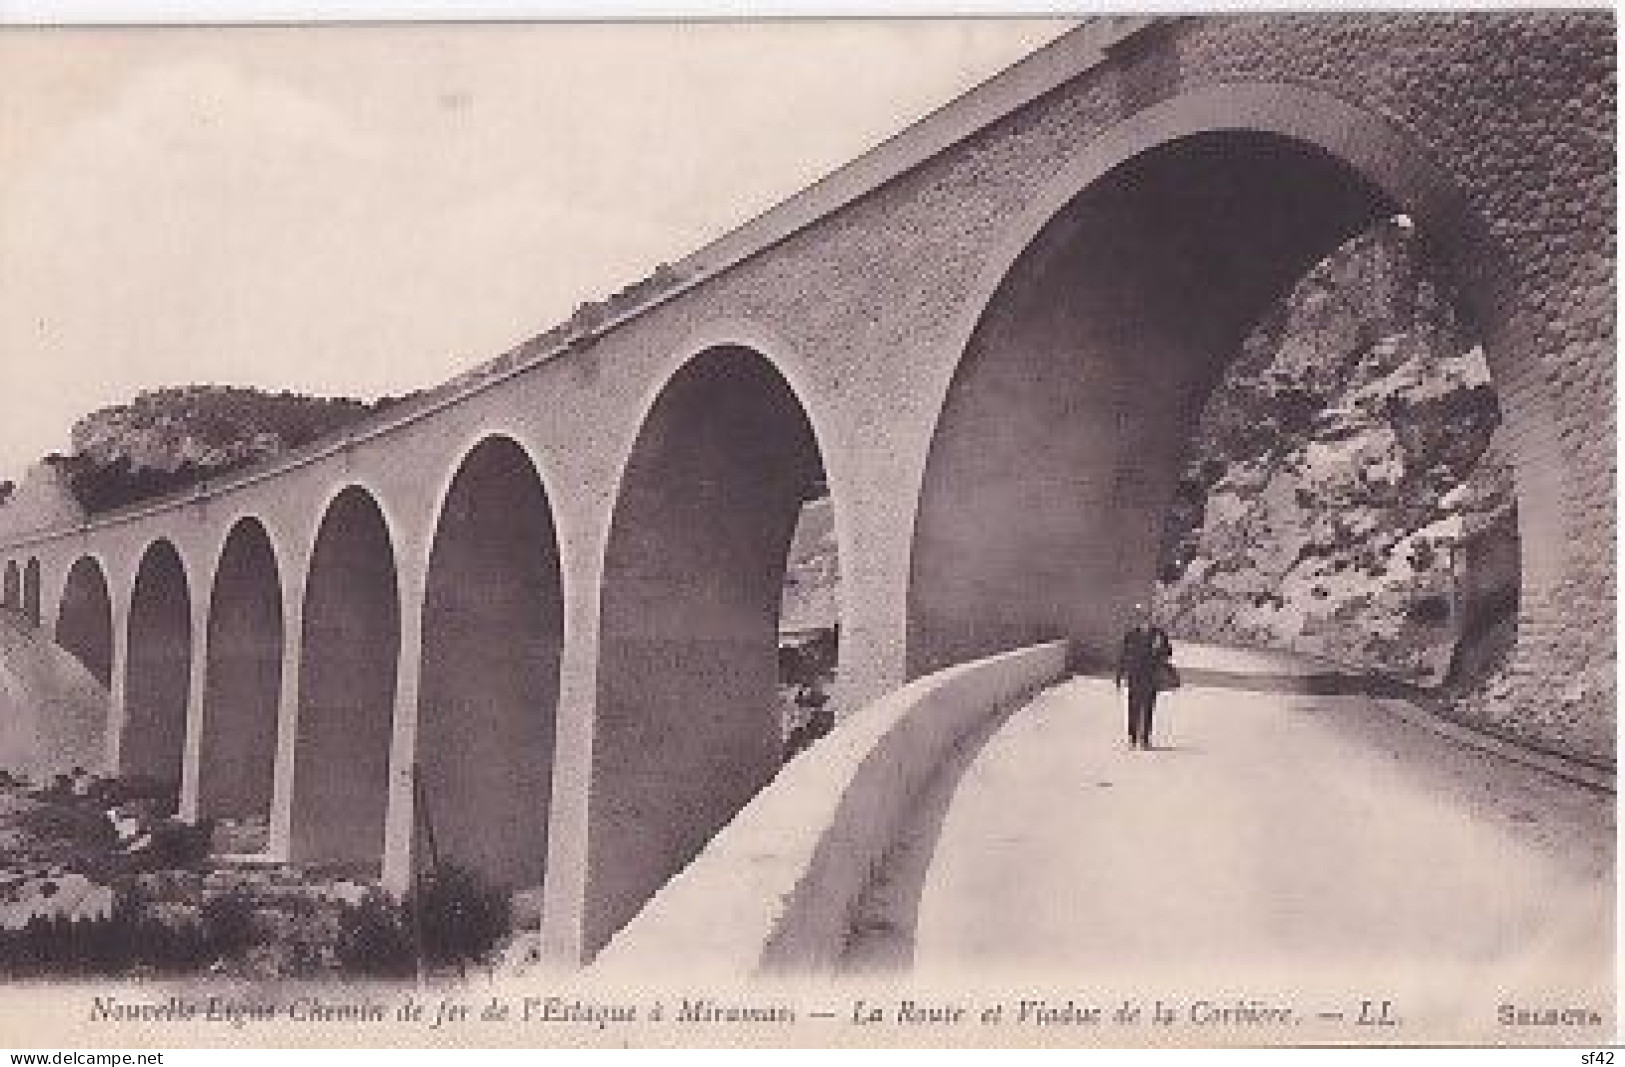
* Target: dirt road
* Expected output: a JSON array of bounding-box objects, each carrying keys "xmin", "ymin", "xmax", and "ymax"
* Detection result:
[{"xmin": 847, "ymin": 650, "xmax": 1615, "ymax": 1043}]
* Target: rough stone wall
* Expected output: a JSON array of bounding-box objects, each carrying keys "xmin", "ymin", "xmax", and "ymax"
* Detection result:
[{"xmin": 1173, "ymin": 14, "xmax": 1615, "ymax": 761}]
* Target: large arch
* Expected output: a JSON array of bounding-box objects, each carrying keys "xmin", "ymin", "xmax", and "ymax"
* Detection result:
[
  {"xmin": 55, "ymin": 557, "xmax": 112, "ymax": 685},
  {"xmin": 417, "ymin": 436, "xmax": 565, "ymax": 894},
  {"xmin": 908, "ymin": 88, "xmax": 1527, "ymax": 679},
  {"xmin": 2, "ymin": 561, "xmax": 17, "ymax": 611},
  {"xmin": 290, "ymin": 485, "xmax": 400, "ymax": 871},
  {"xmin": 22, "ymin": 558, "xmax": 41, "ymax": 626},
  {"xmin": 48, "ymin": 548, "xmax": 114, "ymax": 766},
  {"xmin": 122, "ymin": 540, "xmax": 192, "ymax": 786},
  {"xmin": 588, "ymin": 345, "xmax": 829, "ymax": 955},
  {"xmin": 198, "ymin": 517, "xmax": 283, "ymax": 823},
  {"xmin": 53, "ymin": 556, "xmax": 113, "ymax": 740}
]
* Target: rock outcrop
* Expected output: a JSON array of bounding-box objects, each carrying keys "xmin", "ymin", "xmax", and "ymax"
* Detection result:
[
  {"xmin": 20, "ymin": 386, "xmax": 415, "ymax": 516},
  {"xmin": 0, "ymin": 462, "xmax": 87, "ymax": 540},
  {"xmin": 1155, "ymin": 218, "xmax": 1517, "ymax": 685}
]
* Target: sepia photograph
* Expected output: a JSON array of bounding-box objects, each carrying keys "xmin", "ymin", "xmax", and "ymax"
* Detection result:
[{"xmin": 0, "ymin": 7, "xmax": 1613, "ymax": 1052}]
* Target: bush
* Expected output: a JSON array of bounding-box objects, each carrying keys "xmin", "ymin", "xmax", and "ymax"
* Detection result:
[
  {"xmin": 331, "ymin": 864, "xmax": 511, "ymax": 975},
  {"xmin": 145, "ymin": 819, "xmax": 215, "ymax": 869},
  {"xmin": 336, "ymin": 890, "xmax": 414, "ymax": 978},
  {"xmin": 91, "ymin": 775, "xmax": 179, "ymax": 815},
  {"xmin": 1408, "ymin": 536, "xmax": 1439, "ymax": 572},
  {"xmin": 0, "ymin": 886, "xmax": 205, "ymax": 978},
  {"xmin": 199, "ymin": 890, "xmax": 257, "ymax": 958},
  {"xmin": 1407, "ymin": 595, "xmax": 1451, "ymax": 625},
  {"xmin": 15, "ymin": 801, "xmax": 117, "ymax": 849},
  {"xmin": 408, "ymin": 863, "xmax": 511, "ymax": 970}
]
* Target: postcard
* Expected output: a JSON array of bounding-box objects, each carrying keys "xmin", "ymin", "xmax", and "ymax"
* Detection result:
[{"xmin": 0, "ymin": 10, "xmax": 1613, "ymax": 1051}]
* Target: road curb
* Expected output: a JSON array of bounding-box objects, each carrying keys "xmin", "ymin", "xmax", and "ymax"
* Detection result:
[{"xmin": 1369, "ymin": 696, "xmax": 1615, "ymax": 795}]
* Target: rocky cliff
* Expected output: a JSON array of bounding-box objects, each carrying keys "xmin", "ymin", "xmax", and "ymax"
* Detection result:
[
  {"xmin": 1154, "ymin": 217, "xmax": 1517, "ymax": 685},
  {"xmin": 43, "ymin": 386, "xmax": 411, "ymax": 515},
  {"xmin": 780, "ymin": 495, "xmax": 839, "ymax": 637}
]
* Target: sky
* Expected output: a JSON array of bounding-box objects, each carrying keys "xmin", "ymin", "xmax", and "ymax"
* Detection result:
[{"xmin": 0, "ymin": 18, "xmax": 1072, "ymax": 481}]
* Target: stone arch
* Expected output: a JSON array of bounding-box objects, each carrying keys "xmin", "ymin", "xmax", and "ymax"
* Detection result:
[
  {"xmin": 122, "ymin": 540, "xmax": 192, "ymax": 787},
  {"xmin": 417, "ymin": 435, "xmax": 565, "ymax": 895},
  {"xmin": 2, "ymin": 561, "xmax": 17, "ymax": 611},
  {"xmin": 588, "ymin": 344, "xmax": 831, "ymax": 955},
  {"xmin": 198, "ymin": 517, "xmax": 284, "ymax": 823},
  {"xmin": 54, "ymin": 556, "xmax": 113, "ymax": 687},
  {"xmin": 22, "ymin": 558, "xmax": 41, "ymax": 626},
  {"xmin": 52, "ymin": 555, "xmax": 114, "ymax": 763},
  {"xmin": 908, "ymin": 84, "xmax": 1533, "ymax": 679},
  {"xmin": 291, "ymin": 485, "xmax": 400, "ymax": 871}
]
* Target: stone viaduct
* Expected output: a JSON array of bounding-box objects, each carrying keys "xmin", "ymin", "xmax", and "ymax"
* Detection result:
[{"xmin": 0, "ymin": 14, "xmax": 1613, "ymax": 965}]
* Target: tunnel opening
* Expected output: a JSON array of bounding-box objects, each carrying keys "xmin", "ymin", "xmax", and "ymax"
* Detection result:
[
  {"xmin": 417, "ymin": 436, "xmax": 564, "ymax": 899},
  {"xmin": 589, "ymin": 345, "xmax": 828, "ymax": 956},
  {"xmin": 122, "ymin": 540, "xmax": 192, "ymax": 792},
  {"xmin": 908, "ymin": 129, "xmax": 1514, "ymax": 685},
  {"xmin": 291, "ymin": 486, "xmax": 400, "ymax": 873},
  {"xmin": 22, "ymin": 558, "xmax": 41, "ymax": 626},
  {"xmin": 2, "ymin": 561, "xmax": 17, "ymax": 612},
  {"xmin": 198, "ymin": 518, "xmax": 283, "ymax": 842}
]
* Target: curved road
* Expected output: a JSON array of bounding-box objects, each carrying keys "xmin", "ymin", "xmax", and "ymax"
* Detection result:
[{"xmin": 847, "ymin": 647, "xmax": 1614, "ymax": 1043}]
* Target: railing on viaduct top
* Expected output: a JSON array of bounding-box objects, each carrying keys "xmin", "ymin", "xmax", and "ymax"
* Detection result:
[{"xmin": 591, "ymin": 639, "xmax": 1071, "ymax": 976}]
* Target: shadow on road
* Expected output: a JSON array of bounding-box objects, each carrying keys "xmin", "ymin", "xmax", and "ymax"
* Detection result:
[
  {"xmin": 1140, "ymin": 743, "xmax": 1203, "ymax": 755},
  {"xmin": 1167, "ymin": 663, "xmax": 1614, "ymax": 782},
  {"xmin": 1110, "ymin": 666, "xmax": 1423, "ymax": 698}
]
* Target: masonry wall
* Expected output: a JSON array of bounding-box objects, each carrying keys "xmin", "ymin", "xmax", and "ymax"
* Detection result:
[{"xmin": 1172, "ymin": 11, "xmax": 1615, "ymax": 769}]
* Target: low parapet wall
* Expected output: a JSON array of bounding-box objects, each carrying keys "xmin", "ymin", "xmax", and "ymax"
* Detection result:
[{"xmin": 591, "ymin": 640, "xmax": 1070, "ymax": 977}]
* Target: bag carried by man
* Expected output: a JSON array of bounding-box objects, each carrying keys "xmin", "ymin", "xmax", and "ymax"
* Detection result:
[{"xmin": 1154, "ymin": 656, "xmax": 1181, "ymax": 691}]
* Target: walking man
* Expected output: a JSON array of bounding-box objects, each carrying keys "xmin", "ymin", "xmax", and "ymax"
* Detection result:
[{"xmin": 1114, "ymin": 602, "xmax": 1175, "ymax": 750}]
